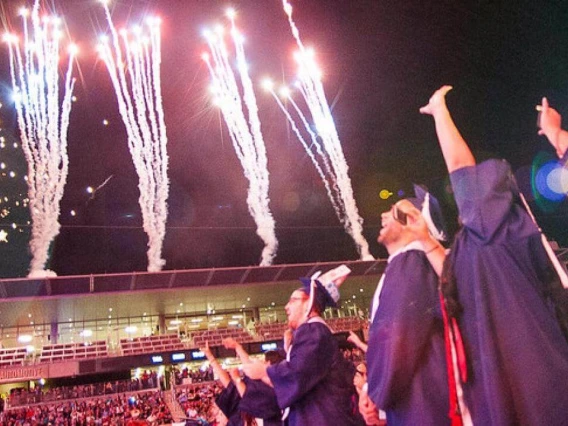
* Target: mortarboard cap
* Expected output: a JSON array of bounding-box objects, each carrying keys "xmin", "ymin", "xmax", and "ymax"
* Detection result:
[
  {"xmin": 408, "ymin": 184, "xmax": 447, "ymax": 241},
  {"xmin": 299, "ymin": 264, "xmax": 351, "ymax": 315}
]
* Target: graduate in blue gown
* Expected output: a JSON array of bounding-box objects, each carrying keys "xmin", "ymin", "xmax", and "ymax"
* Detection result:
[
  {"xmin": 420, "ymin": 86, "xmax": 568, "ymax": 426},
  {"xmin": 242, "ymin": 265, "xmax": 364, "ymax": 426},
  {"xmin": 362, "ymin": 192, "xmax": 451, "ymax": 426},
  {"xmin": 238, "ymin": 376, "xmax": 283, "ymax": 426},
  {"xmin": 215, "ymin": 381, "xmax": 244, "ymax": 426},
  {"xmin": 216, "ymin": 339, "xmax": 283, "ymax": 426}
]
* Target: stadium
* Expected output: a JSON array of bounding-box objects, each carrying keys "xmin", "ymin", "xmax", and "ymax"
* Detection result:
[
  {"xmin": 1, "ymin": 0, "xmax": 568, "ymax": 424},
  {"xmin": 0, "ymin": 259, "xmax": 384, "ymax": 423}
]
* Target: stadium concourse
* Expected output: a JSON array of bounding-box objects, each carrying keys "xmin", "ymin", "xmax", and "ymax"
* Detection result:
[{"xmin": 0, "ymin": 259, "xmax": 384, "ymax": 417}]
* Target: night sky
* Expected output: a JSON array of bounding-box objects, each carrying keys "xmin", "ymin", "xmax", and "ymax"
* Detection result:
[{"xmin": 1, "ymin": 0, "xmax": 567, "ymax": 278}]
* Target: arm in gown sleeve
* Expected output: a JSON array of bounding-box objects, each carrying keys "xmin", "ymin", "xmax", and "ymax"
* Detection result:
[{"xmin": 267, "ymin": 323, "xmax": 334, "ymax": 409}]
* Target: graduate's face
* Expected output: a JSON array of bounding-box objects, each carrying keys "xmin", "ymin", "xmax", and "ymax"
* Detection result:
[
  {"xmin": 285, "ymin": 290, "xmax": 309, "ymax": 330},
  {"xmin": 378, "ymin": 200, "xmax": 410, "ymax": 245}
]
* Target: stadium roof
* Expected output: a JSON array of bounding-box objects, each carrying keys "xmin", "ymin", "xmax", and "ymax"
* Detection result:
[{"xmin": 0, "ymin": 259, "xmax": 386, "ymax": 329}]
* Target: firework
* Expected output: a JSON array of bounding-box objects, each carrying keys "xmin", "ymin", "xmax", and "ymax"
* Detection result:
[
  {"xmin": 97, "ymin": 1, "xmax": 169, "ymax": 272},
  {"xmin": 4, "ymin": 0, "xmax": 77, "ymax": 277},
  {"xmin": 274, "ymin": 0, "xmax": 373, "ymax": 260},
  {"xmin": 203, "ymin": 9, "xmax": 278, "ymax": 266}
]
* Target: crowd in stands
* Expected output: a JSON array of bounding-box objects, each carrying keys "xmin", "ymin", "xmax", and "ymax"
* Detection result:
[
  {"xmin": 172, "ymin": 367, "xmax": 214, "ymax": 386},
  {"xmin": 9, "ymin": 372, "xmax": 163, "ymax": 408},
  {"xmin": 1, "ymin": 321, "xmax": 369, "ymax": 425},
  {"xmin": 0, "ymin": 390, "xmax": 172, "ymax": 425},
  {"xmin": 176, "ymin": 383, "xmax": 223, "ymax": 425}
]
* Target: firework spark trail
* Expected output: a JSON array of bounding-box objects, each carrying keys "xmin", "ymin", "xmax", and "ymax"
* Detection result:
[
  {"xmin": 4, "ymin": 0, "xmax": 77, "ymax": 277},
  {"xmin": 98, "ymin": 2, "xmax": 169, "ymax": 272},
  {"xmin": 266, "ymin": 86, "xmax": 343, "ymax": 219},
  {"xmin": 281, "ymin": 0, "xmax": 373, "ymax": 260},
  {"xmin": 203, "ymin": 12, "xmax": 278, "ymax": 266},
  {"xmin": 285, "ymin": 93, "xmax": 341, "ymax": 204}
]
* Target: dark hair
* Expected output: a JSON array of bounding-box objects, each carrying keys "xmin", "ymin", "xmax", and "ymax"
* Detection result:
[
  {"xmin": 264, "ymin": 350, "xmax": 286, "ymax": 365},
  {"xmin": 440, "ymin": 234, "xmax": 463, "ymax": 319},
  {"xmin": 296, "ymin": 287, "xmax": 324, "ymax": 315}
]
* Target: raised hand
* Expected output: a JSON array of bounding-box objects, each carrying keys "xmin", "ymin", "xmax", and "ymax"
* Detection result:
[
  {"xmin": 537, "ymin": 97, "xmax": 567, "ymax": 158},
  {"xmin": 222, "ymin": 337, "xmax": 239, "ymax": 350},
  {"xmin": 538, "ymin": 97, "xmax": 562, "ymax": 137},
  {"xmin": 347, "ymin": 331, "xmax": 368, "ymax": 353},
  {"xmin": 283, "ymin": 328, "xmax": 293, "ymax": 352},
  {"xmin": 419, "ymin": 85, "xmax": 453, "ymax": 117},
  {"xmin": 199, "ymin": 341, "xmax": 214, "ymax": 361},
  {"xmin": 404, "ymin": 207, "xmax": 431, "ymax": 243}
]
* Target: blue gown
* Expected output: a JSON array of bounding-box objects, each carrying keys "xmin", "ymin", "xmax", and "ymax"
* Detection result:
[
  {"xmin": 267, "ymin": 320, "xmax": 364, "ymax": 426},
  {"xmin": 239, "ymin": 377, "xmax": 282, "ymax": 426},
  {"xmin": 449, "ymin": 159, "xmax": 568, "ymax": 425},
  {"xmin": 366, "ymin": 247, "xmax": 450, "ymax": 426},
  {"xmin": 215, "ymin": 382, "xmax": 244, "ymax": 426},
  {"xmin": 216, "ymin": 379, "xmax": 282, "ymax": 426}
]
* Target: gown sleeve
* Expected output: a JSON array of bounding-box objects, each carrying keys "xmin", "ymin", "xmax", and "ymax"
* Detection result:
[
  {"xmin": 266, "ymin": 323, "xmax": 334, "ymax": 409},
  {"xmin": 215, "ymin": 382, "xmax": 242, "ymax": 426},
  {"xmin": 239, "ymin": 377, "xmax": 281, "ymax": 420}
]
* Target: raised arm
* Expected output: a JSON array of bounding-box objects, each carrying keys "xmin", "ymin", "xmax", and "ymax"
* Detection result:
[
  {"xmin": 420, "ymin": 86, "xmax": 476, "ymax": 173},
  {"xmin": 347, "ymin": 331, "xmax": 368, "ymax": 353},
  {"xmin": 200, "ymin": 341, "xmax": 231, "ymax": 388},
  {"xmin": 228, "ymin": 368, "xmax": 246, "ymax": 397},
  {"xmin": 223, "ymin": 337, "xmax": 251, "ymax": 364},
  {"xmin": 538, "ymin": 97, "xmax": 568, "ymax": 159}
]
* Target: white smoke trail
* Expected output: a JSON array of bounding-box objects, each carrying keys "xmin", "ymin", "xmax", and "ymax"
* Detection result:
[
  {"xmin": 98, "ymin": 3, "xmax": 169, "ymax": 272},
  {"xmin": 202, "ymin": 10, "xmax": 278, "ymax": 266},
  {"xmin": 280, "ymin": 0, "xmax": 373, "ymax": 260},
  {"xmin": 4, "ymin": 1, "xmax": 77, "ymax": 277}
]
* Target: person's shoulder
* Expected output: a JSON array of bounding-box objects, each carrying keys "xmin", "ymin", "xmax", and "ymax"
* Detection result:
[
  {"xmin": 388, "ymin": 248, "xmax": 435, "ymax": 272},
  {"xmin": 297, "ymin": 320, "xmax": 331, "ymax": 336}
]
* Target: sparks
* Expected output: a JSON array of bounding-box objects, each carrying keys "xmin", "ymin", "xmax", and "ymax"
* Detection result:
[
  {"xmin": 202, "ymin": 12, "xmax": 278, "ymax": 266},
  {"xmin": 98, "ymin": 3, "xmax": 170, "ymax": 272},
  {"xmin": 279, "ymin": 0, "xmax": 373, "ymax": 260},
  {"xmin": 4, "ymin": 0, "xmax": 77, "ymax": 276}
]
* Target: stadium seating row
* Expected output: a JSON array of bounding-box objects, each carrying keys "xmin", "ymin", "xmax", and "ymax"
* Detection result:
[{"xmin": 0, "ymin": 317, "xmax": 367, "ymax": 366}]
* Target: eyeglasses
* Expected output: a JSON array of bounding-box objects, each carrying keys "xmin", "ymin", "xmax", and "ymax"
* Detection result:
[
  {"xmin": 355, "ymin": 369, "xmax": 367, "ymax": 376},
  {"xmin": 391, "ymin": 203, "xmax": 408, "ymax": 225},
  {"xmin": 288, "ymin": 296, "xmax": 308, "ymax": 304}
]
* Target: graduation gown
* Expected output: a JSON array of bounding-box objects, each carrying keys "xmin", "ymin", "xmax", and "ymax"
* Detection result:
[
  {"xmin": 267, "ymin": 319, "xmax": 363, "ymax": 426},
  {"xmin": 449, "ymin": 159, "xmax": 568, "ymax": 425},
  {"xmin": 239, "ymin": 377, "xmax": 282, "ymax": 426},
  {"xmin": 366, "ymin": 245, "xmax": 450, "ymax": 426},
  {"xmin": 216, "ymin": 382, "xmax": 243, "ymax": 426},
  {"xmin": 216, "ymin": 379, "xmax": 282, "ymax": 426}
]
